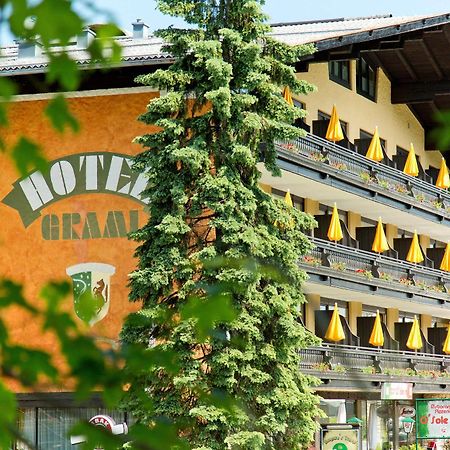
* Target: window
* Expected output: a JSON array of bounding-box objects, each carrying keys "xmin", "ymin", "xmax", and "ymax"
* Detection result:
[
  {"xmin": 328, "ymin": 60, "xmax": 351, "ymax": 88},
  {"xmin": 362, "ymin": 304, "xmax": 386, "ymax": 321},
  {"xmin": 360, "ymin": 129, "xmax": 386, "ymax": 150},
  {"xmin": 320, "ymin": 298, "xmax": 348, "ymax": 320},
  {"xmin": 272, "ymin": 188, "xmax": 304, "ymax": 211},
  {"xmin": 399, "ymin": 311, "xmax": 415, "ymax": 323},
  {"xmin": 318, "ymin": 110, "xmax": 348, "ymax": 135},
  {"xmin": 356, "ymin": 57, "xmax": 377, "ymax": 101}
]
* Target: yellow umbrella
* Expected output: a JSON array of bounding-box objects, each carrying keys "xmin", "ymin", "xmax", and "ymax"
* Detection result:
[
  {"xmin": 406, "ymin": 231, "xmax": 424, "ymax": 263},
  {"xmin": 282, "ymin": 86, "xmax": 294, "ymax": 106},
  {"xmin": 436, "ymin": 157, "xmax": 450, "ymax": 189},
  {"xmin": 440, "ymin": 242, "xmax": 450, "ymax": 272},
  {"xmin": 284, "ymin": 189, "xmax": 293, "ymax": 207},
  {"xmin": 325, "ymin": 105, "xmax": 344, "ymax": 142},
  {"xmin": 369, "ymin": 310, "xmax": 384, "ymax": 347},
  {"xmin": 403, "ymin": 143, "xmax": 419, "ymax": 177},
  {"xmin": 365, "ymin": 126, "xmax": 384, "ymax": 162},
  {"xmin": 372, "ymin": 217, "xmax": 389, "ymax": 254},
  {"xmin": 327, "ymin": 203, "xmax": 343, "ymax": 243},
  {"xmin": 406, "ymin": 316, "xmax": 423, "ymax": 351},
  {"xmin": 443, "ymin": 324, "xmax": 450, "ymax": 354},
  {"xmin": 325, "ymin": 303, "xmax": 345, "ymax": 342}
]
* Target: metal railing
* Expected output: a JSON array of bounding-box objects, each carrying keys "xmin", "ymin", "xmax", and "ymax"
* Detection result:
[
  {"xmin": 276, "ymin": 133, "xmax": 449, "ymax": 218},
  {"xmin": 300, "ymin": 344, "xmax": 449, "ymax": 376},
  {"xmin": 301, "ymin": 237, "xmax": 449, "ymax": 299}
]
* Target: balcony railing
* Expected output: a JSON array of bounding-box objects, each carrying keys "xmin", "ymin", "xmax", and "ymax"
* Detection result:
[
  {"xmin": 300, "ymin": 344, "xmax": 450, "ymax": 389},
  {"xmin": 276, "ymin": 133, "xmax": 450, "ymax": 219},
  {"xmin": 301, "ymin": 237, "xmax": 450, "ymax": 301}
]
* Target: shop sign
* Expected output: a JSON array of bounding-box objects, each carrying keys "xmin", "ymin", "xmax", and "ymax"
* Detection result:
[
  {"xmin": 381, "ymin": 382, "xmax": 413, "ymax": 400},
  {"xmin": 321, "ymin": 425, "xmax": 360, "ymax": 450},
  {"xmin": 417, "ymin": 399, "xmax": 450, "ymax": 439},
  {"xmin": 400, "ymin": 406, "xmax": 416, "ymax": 418}
]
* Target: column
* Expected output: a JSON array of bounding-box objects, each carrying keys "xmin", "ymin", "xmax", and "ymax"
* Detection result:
[
  {"xmin": 304, "ymin": 198, "xmax": 319, "ymax": 216},
  {"xmin": 304, "ymin": 293, "xmax": 320, "ymax": 334},
  {"xmin": 385, "ymin": 224, "xmax": 397, "ymax": 248},
  {"xmin": 386, "ymin": 308, "xmax": 399, "ymax": 337},
  {"xmin": 347, "ymin": 211, "xmax": 361, "ymax": 238},
  {"xmin": 348, "ymin": 301, "xmax": 362, "ymax": 335},
  {"xmin": 420, "ymin": 314, "xmax": 432, "ymax": 339},
  {"xmin": 259, "ymin": 183, "xmax": 272, "ymax": 194}
]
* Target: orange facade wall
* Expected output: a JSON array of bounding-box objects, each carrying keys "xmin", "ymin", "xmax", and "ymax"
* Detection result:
[{"xmin": 0, "ymin": 91, "xmax": 158, "ymax": 392}]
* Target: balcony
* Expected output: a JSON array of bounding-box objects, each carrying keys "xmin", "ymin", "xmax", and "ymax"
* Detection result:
[
  {"xmin": 301, "ymin": 237, "xmax": 450, "ymax": 316},
  {"xmin": 259, "ymin": 132, "xmax": 450, "ymax": 241},
  {"xmin": 300, "ymin": 344, "xmax": 450, "ymax": 394}
]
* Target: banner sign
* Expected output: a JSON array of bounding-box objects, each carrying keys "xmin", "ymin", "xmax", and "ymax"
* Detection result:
[
  {"xmin": 381, "ymin": 382, "xmax": 413, "ymax": 400},
  {"xmin": 417, "ymin": 399, "xmax": 450, "ymax": 439},
  {"xmin": 321, "ymin": 424, "xmax": 360, "ymax": 450}
]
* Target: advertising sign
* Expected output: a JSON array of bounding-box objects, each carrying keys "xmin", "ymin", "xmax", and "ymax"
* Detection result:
[
  {"xmin": 416, "ymin": 399, "xmax": 450, "ymax": 439},
  {"xmin": 321, "ymin": 425, "xmax": 361, "ymax": 450},
  {"xmin": 381, "ymin": 382, "xmax": 413, "ymax": 400}
]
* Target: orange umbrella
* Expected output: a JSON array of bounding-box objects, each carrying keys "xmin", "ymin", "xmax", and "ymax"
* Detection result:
[
  {"xmin": 325, "ymin": 105, "xmax": 344, "ymax": 142},
  {"xmin": 443, "ymin": 324, "xmax": 450, "ymax": 354},
  {"xmin": 403, "ymin": 143, "xmax": 419, "ymax": 177},
  {"xmin": 366, "ymin": 127, "xmax": 384, "ymax": 162},
  {"xmin": 327, "ymin": 203, "xmax": 343, "ymax": 243},
  {"xmin": 372, "ymin": 217, "xmax": 389, "ymax": 254},
  {"xmin": 406, "ymin": 231, "xmax": 424, "ymax": 263},
  {"xmin": 436, "ymin": 157, "xmax": 450, "ymax": 189},
  {"xmin": 440, "ymin": 242, "xmax": 450, "ymax": 272},
  {"xmin": 325, "ymin": 303, "xmax": 345, "ymax": 342},
  {"xmin": 282, "ymin": 86, "xmax": 294, "ymax": 106},
  {"xmin": 406, "ymin": 316, "xmax": 423, "ymax": 351},
  {"xmin": 369, "ymin": 310, "xmax": 384, "ymax": 347}
]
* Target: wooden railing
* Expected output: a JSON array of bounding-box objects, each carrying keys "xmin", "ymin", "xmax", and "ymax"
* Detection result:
[
  {"xmin": 301, "ymin": 237, "xmax": 449, "ymax": 300},
  {"xmin": 276, "ymin": 133, "xmax": 449, "ymax": 218}
]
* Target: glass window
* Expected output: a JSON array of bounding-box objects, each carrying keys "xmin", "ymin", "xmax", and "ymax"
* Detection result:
[
  {"xmin": 320, "ymin": 298, "xmax": 348, "ymax": 320},
  {"xmin": 14, "ymin": 408, "xmax": 36, "ymax": 449},
  {"xmin": 356, "ymin": 57, "xmax": 377, "ymax": 101},
  {"xmin": 328, "ymin": 60, "xmax": 351, "ymax": 89},
  {"xmin": 362, "ymin": 305, "xmax": 386, "ymax": 322},
  {"xmin": 318, "ymin": 110, "xmax": 348, "ymax": 135},
  {"xmin": 399, "ymin": 311, "xmax": 415, "ymax": 323},
  {"xmin": 360, "ymin": 129, "xmax": 386, "ymax": 150}
]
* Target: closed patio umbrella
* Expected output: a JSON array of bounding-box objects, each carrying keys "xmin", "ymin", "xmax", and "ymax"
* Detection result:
[
  {"xmin": 403, "ymin": 143, "xmax": 419, "ymax": 176},
  {"xmin": 443, "ymin": 324, "xmax": 450, "ymax": 354},
  {"xmin": 436, "ymin": 157, "xmax": 450, "ymax": 189},
  {"xmin": 366, "ymin": 126, "xmax": 384, "ymax": 162},
  {"xmin": 327, "ymin": 203, "xmax": 343, "ymax": 243},
  {"xmin": 406, "ymin": 231, "xmax": 424, "ymax": 263},
  {"xmin": 372, "ymin": 217, "xmax": 389, "ymax": 254},
  {"xmin": 406, "ymin": 316, "xmax": 423, "ymax": 351},
  {"xmin": 325, "ymin": 303, "xmax": 345, "ymax": 343},
  {"xmin": 325, "ymin": 105, "xmax": 344, "ymax": 142},
  {"xmin": 284, "ymin": 189, "xmax": 293, "ymax": 207},
  {"xmin": 282, "ymin": 86, "xmax": 294, "ymax": 106},
  {"xmin": 369, "ymin": 310, "xmax": 384, "ymax": 347},
  {"xmin": 440, "ymin": 242, "xmax": 450, "ymax": 271}
]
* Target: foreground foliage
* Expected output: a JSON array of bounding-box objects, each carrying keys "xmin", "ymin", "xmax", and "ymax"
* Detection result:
[{"xmin": 123, "ymin": 0, "xmax": 321, "ymax": 448}]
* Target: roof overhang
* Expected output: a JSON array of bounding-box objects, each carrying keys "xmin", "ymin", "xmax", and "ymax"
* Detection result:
[{"xmin": 290, "ymin": 14, "xmax": 450, "ymax": 150}]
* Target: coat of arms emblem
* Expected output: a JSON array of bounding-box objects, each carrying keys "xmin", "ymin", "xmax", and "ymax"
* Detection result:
[{"xmin": 66, "ymin": 263, "xmax": 116, "ymax": 325}]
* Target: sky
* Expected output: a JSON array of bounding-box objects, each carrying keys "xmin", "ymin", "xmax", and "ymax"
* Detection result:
[{"xmin": 85, "ymin": 0, "xmax": 450, "ymax": 34}]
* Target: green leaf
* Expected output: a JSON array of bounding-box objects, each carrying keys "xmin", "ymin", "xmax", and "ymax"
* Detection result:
[
  {"xmin": 11, "ymin": 137, "xmax": 48, "ymax": 177},
  {"xmin": 47, "ymin": 54, "xmax": 80, "ymax": 91},
  {"xmin": 45, "ymin": 94, "xmax": 80, "ymax": 133}
]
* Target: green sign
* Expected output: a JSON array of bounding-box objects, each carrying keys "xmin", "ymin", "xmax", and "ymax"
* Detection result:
[
  {"xmin": 322, "ymin": 427, "xmax": 359, "ymax": 450},
  {"xmin": 416, "ymin": 399, "xmax": 450, "ymax": 439}
]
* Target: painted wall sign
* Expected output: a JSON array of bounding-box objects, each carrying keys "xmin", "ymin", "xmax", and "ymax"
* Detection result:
[
  {"xmin": 417, "ymin": 399, "xmax": 450, "ymax": 439},
  {"xmin": 3, "ymin": 152, "xmax": 149, "ymax": 227},
  {"xmin": 381, "ymin": 382, "xmax": 413, "ymax": 400}
]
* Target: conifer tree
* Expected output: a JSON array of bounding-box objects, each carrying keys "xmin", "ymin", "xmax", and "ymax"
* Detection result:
[{"xmin": 122, "ymin": 1, "xmax": 321, "ymax": 448}]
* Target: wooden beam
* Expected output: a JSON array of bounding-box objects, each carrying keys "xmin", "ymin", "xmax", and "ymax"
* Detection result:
[
  {"xmin": 418, "ymin": 39, "xmax": 444, "ymax": 79},
  {"xmin": 391, "ymin": 80, "xmax": 450, "ymax": 103},
  {"xmin": 395, "ymin": 49, "xmax": 418, "ymax": 81}
]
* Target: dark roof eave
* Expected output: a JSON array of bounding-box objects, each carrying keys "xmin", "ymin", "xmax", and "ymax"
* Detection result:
[{"xmin": 304, "ymin": 13, "xmax": 450, "ymax": 56}]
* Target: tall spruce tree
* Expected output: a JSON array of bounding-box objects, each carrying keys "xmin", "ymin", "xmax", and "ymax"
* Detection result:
[{"xmin": 122, "ymin": 1, "xmax": 321, "ymax": 448}]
